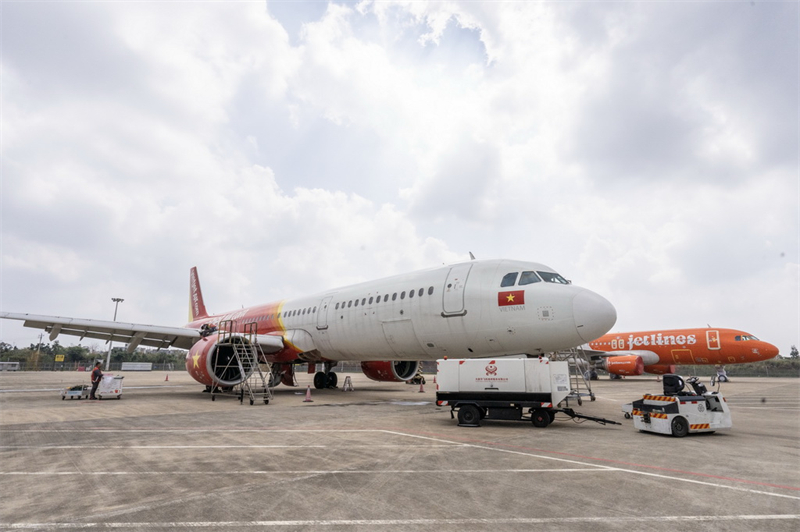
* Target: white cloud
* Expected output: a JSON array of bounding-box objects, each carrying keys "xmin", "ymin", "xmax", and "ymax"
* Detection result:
[{"xmin": 1, "ymin": 1, "xmax": 797, "ymax": 355}]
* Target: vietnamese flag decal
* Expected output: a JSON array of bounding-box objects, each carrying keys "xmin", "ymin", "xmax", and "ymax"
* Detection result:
[{"xmin": 498, "ymin": 290, "xmax": 525, "ymax": 306}]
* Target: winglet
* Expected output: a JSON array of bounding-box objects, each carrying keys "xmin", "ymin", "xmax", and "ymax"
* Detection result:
[{"xmin": 189, "ymin": 267, "xmax": 209, "ymax": 322}]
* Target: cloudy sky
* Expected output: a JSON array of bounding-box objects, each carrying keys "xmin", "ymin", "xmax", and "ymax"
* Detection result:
[{"xmin": 1, "ymin": 1, "xmax": 798, "ymax": 355}]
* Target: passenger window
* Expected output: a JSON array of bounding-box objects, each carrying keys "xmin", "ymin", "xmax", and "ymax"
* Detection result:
[
  {"xmin": 369, "ymin": 297, "xmax": 374, "ymax": 304},
  {"xmin": 418, "ymin": 288, "xmax": 424, "ymax": 297},
  {"xmin": 361, "ymin": 298, "xmax": 366, "ymax": 306},
  {"xmin": 428, "ymin": 286, "xmax": 434, "ymax": 295},
  {"xmin": 519, "ymin": 271, "xmax": 541, "ymax": 285},
  {"xmin": 384, "ymin": 294, "xmax": 389, "ymax": 302},
  {"xmin": 348, "ymin": 301, "xmax": 352, "ymax": 308},
  {"xmin": 501, "ymin": 272, "xmax": 518, "ymax": 287},
  {"xmin": 409, "ymin": 289, "xmax": 414, "ymax": 298},
  {"xmin": 400, "ymin": 291, "xmax": 406, "ymax": 299},
  {"xmin": 392, "ymin": 293, "xmax": 397, "ymax": 301},
  {"xmin": 354, "ymin": 299, "xmax": 359, "ymax": 307},
  {"xmin": 335, "ymin": 303, "xmax": 340, "ymax": 310}
]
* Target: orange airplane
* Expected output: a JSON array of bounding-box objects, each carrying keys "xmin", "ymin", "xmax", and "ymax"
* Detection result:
[{"xmin": 585, "ymin": 327, "xmax": 779, "ymax": 378}]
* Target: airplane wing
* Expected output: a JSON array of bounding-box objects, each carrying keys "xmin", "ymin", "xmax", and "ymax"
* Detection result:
[
  {"xmin": 1, "ymin": 312, "xmax": 284, "ymax": 353},
  {"xmin": 2, "ymin": 312, "xmax": 202, "ymax": 351}
]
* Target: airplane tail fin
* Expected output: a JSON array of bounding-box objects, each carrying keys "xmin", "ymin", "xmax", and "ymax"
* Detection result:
[{"xmin": 188, "ymin": 267, "xmax": 209, "ymax": 322}]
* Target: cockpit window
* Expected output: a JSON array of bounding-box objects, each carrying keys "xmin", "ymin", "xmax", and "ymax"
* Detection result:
[
  {"xmin": 735, "ymin": 335, "xmax": 759, "ymax": 341},
  {"xmin": 537, "ymin": 271, "xmax": 570, "ymax": 284},
  {"xmin": 500, "ymin": 272, "xmax": 518, "ymax": 287},
  {"xmin": 519, "ymin": 271, "xmax": 541, "ymax": 285}
]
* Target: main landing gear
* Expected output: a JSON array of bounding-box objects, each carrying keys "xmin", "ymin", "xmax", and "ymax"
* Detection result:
[{"xmin": 313, "ymin": 362, "xmax": 339, "ymax": 389}]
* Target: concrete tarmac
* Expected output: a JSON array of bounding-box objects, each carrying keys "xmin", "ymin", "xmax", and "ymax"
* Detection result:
[{"xmin": 1, "ymin": 370, "xmax": 798, "ymax": 531}]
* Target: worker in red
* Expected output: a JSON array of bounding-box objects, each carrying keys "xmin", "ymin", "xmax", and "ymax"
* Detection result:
[{"xmin": 89, "ymin": 361, "xmax": 103, "ymax": 400}]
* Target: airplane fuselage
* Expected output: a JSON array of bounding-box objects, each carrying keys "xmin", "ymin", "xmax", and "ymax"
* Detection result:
[
  {"xmin": 589, "ymin": 327, "xmax": 779, "ymax": 368},
  {"xmin": 187, "ymin": 259, "xmax": 617, "ymax": 365}
]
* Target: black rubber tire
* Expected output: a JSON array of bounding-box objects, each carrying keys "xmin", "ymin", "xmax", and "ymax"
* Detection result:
[
  {"xmin": 671, "ymin": 416, "xmax": 689, "ymax": 437},
  {"xmin": 264, "ymin": 399, "xmax": 269, "ymax": 405},
  {"xmin": 547, "ymin": 410, "xmax": 556, "ymax": 424},
  {"xmin": 211, "ymin": 395, "xmax": 216, "ymax": 401},
  {"xmin": 327, "ymin": 372, "xmax": 338, "ymax": 388},
  {"xmin": 313, "ymin": 372, "xmax": 327, "ymax": 389},
  {"xmin": 250, "ymin": 399, "xmax": 254, "ymax": 405},
  {"xmin": 458, "ymin": 405, "xmax": 481, "ymax": 426},
  {"xmin": 532, "ymin": 410, "xmax": 550, "ymax": 428}
]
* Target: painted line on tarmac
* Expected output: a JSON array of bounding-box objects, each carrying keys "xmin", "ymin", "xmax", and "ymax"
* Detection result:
[
  {"xmin": 0, "ymin": 444, "xmax": 461, "ymax": 449},
  {"xmin": 0, "ymin": 468, "xmax": 608, "ymax": 475},
  {"xmin": 0, "ymin": 428, "xmax": 392, "ymax": 432},
  {"xmin": 384, "ymin": 430, "xmax": 800, "ymax": 500},
  {"xmin": 0, "ymin": 385, "xmax": 189, "ymax": 393},
  {"xmin": 3, "ymin": 515, "xmax": 799, "ymax": 528}
]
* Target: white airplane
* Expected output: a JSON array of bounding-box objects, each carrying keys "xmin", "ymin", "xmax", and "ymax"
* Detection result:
[{"xmin": 1, "ymin": 259, "xmax": 616, "ymax": 391}]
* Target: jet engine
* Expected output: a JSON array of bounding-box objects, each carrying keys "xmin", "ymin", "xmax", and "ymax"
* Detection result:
[
  {"xmin": 185, "ymin": 334, "xmax": 256, "ymax": 387},
  {"xmin": 643, "ymin": 364, "xmax": 677, "ymax": 375},
  {"xmin": 604, "ymin": 355, "xmax": 645, "ymax": 376},
  {"xmin": 361, "ymin": 361, "xmax": 420, "ymax": 382}
]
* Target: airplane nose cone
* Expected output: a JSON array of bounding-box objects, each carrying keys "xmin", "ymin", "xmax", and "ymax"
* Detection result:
[
  {"xmin": 573, "ymin": 290, "xmax": 617, "ymax": 343},
  {"xmin": 762, "ymin": 342, "xmax": 780, "ymax": 359}
]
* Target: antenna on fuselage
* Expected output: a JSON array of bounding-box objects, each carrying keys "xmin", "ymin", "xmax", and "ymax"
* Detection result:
[{"xmin": 469, "ymin": 252, "xmax": 476, "ymax": 260}]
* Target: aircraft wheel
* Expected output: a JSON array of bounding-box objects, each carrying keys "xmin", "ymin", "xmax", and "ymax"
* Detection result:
[
  {"xmin": 531, "ymin": 409, "xmax": 550, "ymax": 428},
  {"xmin": 457, "ymin": 405, "xmax": 481, "ymax": 426},
  {"xmin": 264, "ymin": 399, "xmax": 269, "ymax": 405},
  {"xmin": 211, "ymin": 395, "xmax": 216, "ymax": 401},
  {"xmin": 250, "ymin": 399, "xmax": 254, "ymax": 405},
  {"xmin": 62, "ymin": 396, "xmax": 65, "ymax": 400},
  {"xmin": 327, "ymin": 372, "xmax": 338, "ymax": 388},
  {"xmin": 671, "ymin": 416, "xmax": 689, "ymax": 438},
  {"xmin": 313, "ymin": 372, "xmax": 327, "ymax": 389}
]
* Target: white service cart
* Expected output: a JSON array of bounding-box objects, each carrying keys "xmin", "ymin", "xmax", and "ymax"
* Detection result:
[
  {"xmin": 97, "ymin": 375, "xmax": 124, "ymax": 400},
  {"xmin": 624, "ymin": 375, "xmax": 732, "ymax": 437},
  {"xmin": 436, "ymin": 357, "xmax": 619, "ymax": 428},
  {"xmin": 61, "ymin": 385, "xmax": 89, "ymax": 400}
]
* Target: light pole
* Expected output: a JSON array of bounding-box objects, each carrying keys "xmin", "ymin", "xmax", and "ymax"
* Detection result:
[{"xmin": 105, "ymin": 298, "xmax": 124, "ymax": 371}]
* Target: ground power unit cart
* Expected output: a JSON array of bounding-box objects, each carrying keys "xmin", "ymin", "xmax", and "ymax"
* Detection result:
[{"xmin": 436, "ymin": 357, "xmax": 619, "ymax": 428}]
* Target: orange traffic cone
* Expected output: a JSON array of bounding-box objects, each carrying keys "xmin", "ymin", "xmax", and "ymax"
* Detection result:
[
  {"xmin": 303, "ymin": 385, "xmax": 313, "ymax": 402},
  {"xmin": 433, "ymin": 375, "xmax": 437, "ymax": 384},
  {"xmin": 165, "ymin": 374, "xmax": 169, "ymax": 382},
  {"xmin": 418, "ymin": 382, "xmax": 425, "ymax": 393}
]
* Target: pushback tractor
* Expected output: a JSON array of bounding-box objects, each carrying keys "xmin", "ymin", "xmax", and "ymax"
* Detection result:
[
  {"xmin": 622, "ymin": 374, "xmax": 732, "ymax": 437},
  {"xmin": 435, "ymin": 357, "xmax": 619, "ymax": 428}
]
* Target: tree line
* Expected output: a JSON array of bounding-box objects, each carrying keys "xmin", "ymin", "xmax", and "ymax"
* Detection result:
[{"xmin": 0, "ymin": 341, "xmax": 186, "ymax": 369}]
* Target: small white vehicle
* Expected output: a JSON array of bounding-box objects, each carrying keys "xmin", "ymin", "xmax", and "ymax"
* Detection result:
[
  {"xmin": 436, "ymin": 357, "xmax": 618, "ymax": 428},
  {"xmin": 624, "ymin": 375, "xmax": 732, "ymax": 437},
  {"xmin": 61, "ymin": 385, "xmax": 89, "ymax": 400},
  {"xmin": 97, "ymin": 375, "xmax": 124, "ymax": 400}
]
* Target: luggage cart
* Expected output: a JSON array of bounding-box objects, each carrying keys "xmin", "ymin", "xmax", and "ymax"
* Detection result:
[
  {"xmin": 61, "ymin": 385, "xmax": 89, "ymax": 400},
  {"xmin": 97, "ymin": 375, "xmax": 124, "ymax": 400}
]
